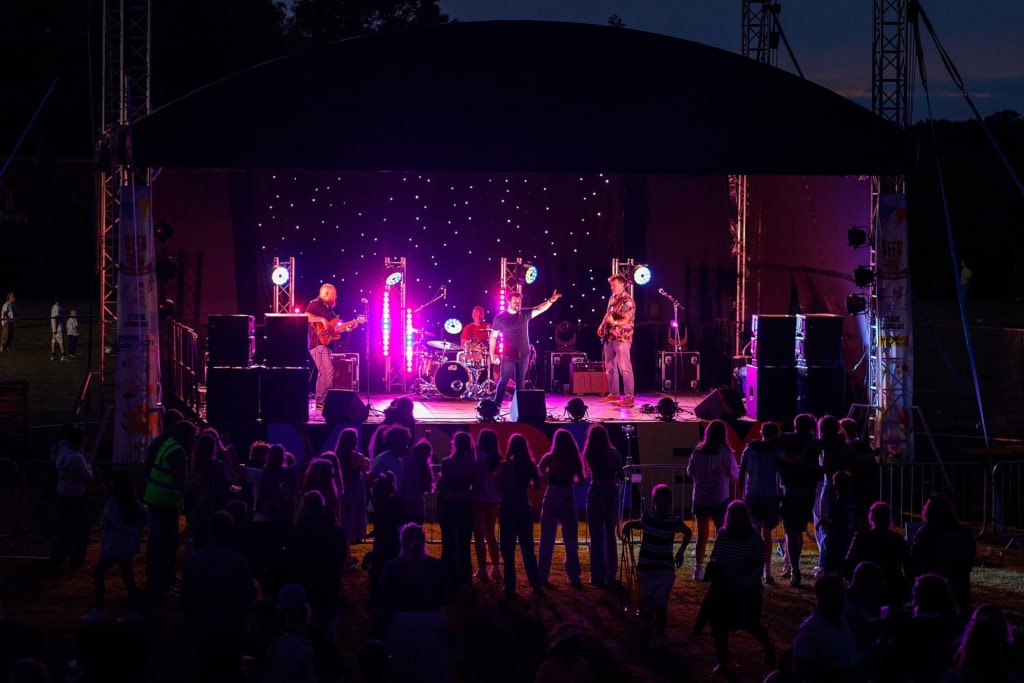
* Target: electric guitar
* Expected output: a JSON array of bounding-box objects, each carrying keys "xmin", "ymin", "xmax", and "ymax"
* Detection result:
[
  {"xmin": 597, "ymin": 312, "xmax": 617, "ymax": 341},
  {"xmin": 314, "ymin": 315, "xmax": 366, "ymax": 345}
]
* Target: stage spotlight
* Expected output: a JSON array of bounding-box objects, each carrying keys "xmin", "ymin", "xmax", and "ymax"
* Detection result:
[
  {"xmin": 271, "ymin": 264, "xmax": 290, "ymax": 286},
  {"xmin": 854, "ymin": 266, "xmax": 875, "ymax": 288},
  {"xmin": 477, "ymin": 399, "xmax": 500, "ymax": 423},
  {"xmin": 848, "ymin": 227, "xmax": 868, "ymax": 248},
  {"xmin": 566, "ymin": 397, "xmax": 589, "ymax": 422},
  {"xmin": 555, "ymin": 320, "xmax": 577, "ymax": 350},
  {"xmin": 157, "ymin": 298, "xmax": 176, "ymax": 320},
  {"xmin": 846, "ymin": 293, "xmax": 868, "ymax": 315},
  {"xmin": 444, "ymin": 318, "xmax": 463, "ymax": 334},
  {"xmin": 384, "ymin": 267, "xmax": 403, "ymax": 286},
  {"xmin": 524, "ymin": 263, "xmax": 538, "ymax": 284},
  {"xmin": 656, "ymin": 397, "xmax": 678, "ymax": 421},
  {"xmin": 154, "ymin": 219, "xmax": 174, "ymax": 242},
  {"xmin": 631, "ymin": 264, "xmax": 652, "ymax": 286}
]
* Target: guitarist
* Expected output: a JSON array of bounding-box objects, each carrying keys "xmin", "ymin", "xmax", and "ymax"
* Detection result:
[
  {"xmin": 306, "ymin": 284, "xmax": 341, "ymax": 411},
  {"xmin": 597, "ymin": 274, "xmax": 636, "ymax": 407}
]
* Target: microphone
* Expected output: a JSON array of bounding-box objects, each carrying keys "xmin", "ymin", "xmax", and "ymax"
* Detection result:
[
  {"xmin": 658, "ymin": 288, "xmax": 680, "ymax": 305},
  {"xmin": 442, "ymin": 286, "xmax": 447, "ymax": 299}
]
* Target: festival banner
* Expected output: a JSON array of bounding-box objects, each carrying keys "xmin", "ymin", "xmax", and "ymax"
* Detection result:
[{"xmin": 115, "ymin": 186, "xmax": 161, "ymax": 462}]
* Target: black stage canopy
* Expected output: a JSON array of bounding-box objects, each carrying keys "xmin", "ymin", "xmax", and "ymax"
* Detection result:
[{"xmin": 131, "ymin": 20, "xmax": 916, "ymax": 176}]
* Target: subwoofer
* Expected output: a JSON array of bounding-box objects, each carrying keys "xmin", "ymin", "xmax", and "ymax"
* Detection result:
[
  {"xmin": 264, "ymin": 313, "xmax": 309, "ymax": 367},
  {"xmin": 693, "ymin": 388, "xmax": 746, "ymax": 421},
  {"xmin": 322, "ymin": 389, "xmax": 369, "ymax": 424},
  {"xmin": 510, "ymin": 390, "xmax": 547, "ymax": 423}
]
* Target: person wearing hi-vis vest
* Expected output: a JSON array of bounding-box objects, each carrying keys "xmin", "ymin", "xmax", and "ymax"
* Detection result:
[{"xmin": 142, "ymin": 417, "xmax": 197, "ymax": 607}]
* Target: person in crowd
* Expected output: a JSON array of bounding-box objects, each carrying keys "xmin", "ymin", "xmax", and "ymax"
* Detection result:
[
  {"xmin": 583, "ymin": 423, "xmax": 623, "ymax": 587},
  {"xmin": 845, "ymin": 500, "xmax": 909, "ymax": 608},
  {"xmin": 184, "ymin": 430, "xmax": 231, "ymax": 551},
  {"xmin": 489, "ymin": 289, "xmax": 562, "ymax": 407},
  {"xmin": 397, "ymin": 436, "xmax": 434, "ymax": 525},
  {"xmin": 298, "ymin": 458, "xmax": 340, "ymax": 525},
  {"xmin": 437, "ymin": 431, "xmax": 476, "ymax": 588},
  {"xmin": 275, "ymin": 583, "xmax": 345, "ymax": 683},
  {"xmin": 286, "ymin": 490, "xmax": 348, "ymax": 647},
  {"xmin": 814, "ymin": 415, "xmax": 859, "ymax": 578},
  {"xmin": 48, "ymin": 425, "xmax": 93, "ymax": 574},
  {"xmin": 838, "ymin": 417, "xmax": 877, "ymax": 530},
  {"xmin": 534, "ymin": 622, "xmax": 590, "ymax": 683},
  {"xmin": 49, "ymin": 296, "xmax": 65, "ymax": 361},
  {"xmin": 81, "ymin": 469, "xmax": 149, "ymax": 624},
  {"xmin": 382, "ymin": 396, "xmax": 416, "ymax": 435},
  {"xmin": 621, "ymin": 484, "xmax": 691, "ymax": 650},
  {"xmin": 243, "ymin": 443, "xmax": 308, "ymax": 600},
  {"xmin": 909, "ymin": 493, "xmax": 977, "ymax": 616},
  {"xmin": 818, "ymin": 470, "xmax": 858, "ymax": 575},
  {"xmin": 224, "ymin": 498, "xmax": 256, "ymax": 569},
  {"xmin": 843, "ymin": 560, "xmax": 885, "ymax": 651},
  {"xmin": 496, "ymin": 433, "xmax": 542, "ymax": 599},
  {"xmin": 246, "ymin": 599, "xmax": 317, "ymax": 683},
  {"xmin": 471, "ymin": 428, "xmax": 502, "ymax": 581},
  {"xmin": 597, "ymin": 273, "xmax": 637, "ymax": 407},
  {"xmin": 537, "ymin": 428, "xmax": 586, "ymax": 588},
  {"xmin": 65, "ymin": 308, "xmax": 79, "ymax": 359},
  {"xmin": 777, "ymin": 413, "xmax": 821, "ymax": 587},
  {"xmin": 356, "ymin": 639, "xmax": 390, "ymax": 683},
  {"xmin": 365, "ymin": 471, "xmax": 406, "ymax": 607},
  {"xmin": 686, "ymin": 419, "xmax": 738, "ymax": 581},
  {"xmin": 1, "ymin": 291, "xmax": 16, "ymax": 351},
  {"xmin": 142, "ymin": 418, "xmax": 196, "ymax": 606},
  {"xmin": 373, "ymin": 523, "xmax": 454, "ymax": 683},
  {"xmin": 369, "ymin": 425, "xmax": 410, "ymax": 492},
  {"xmin": 704, "ymin": 500, "xmax": 775, "ymax": 672},
  {"xmin": 793, "ymin": 573, "xmax": 879, "ymax": 682},
  {"xmin": 739, "ymin": 421, "xmax": 783, "ymax": 585},
  {"xmin": 880, "ymin": 573, "xmax": 963, "ymax": 683},
  {"xmin": 181, "ymin": 510, "xmax": 255, "ymax": 683},
  {"xmin": 8, "ymin": 657, "xmax": 50, "ymax": 683},
  {"xmin": 939, "ymin": 604, "xmax": 1020, "ymax": 683},
  {"xmin": 337, "ymin": 428, "xmax": 369, "ymax": 547}
]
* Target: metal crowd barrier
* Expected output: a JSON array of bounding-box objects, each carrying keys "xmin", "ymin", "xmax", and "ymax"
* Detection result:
[
  {"xmin": 166, "ymin": 320, "xmax": 202, "ymax": 416},
  {"xmin": 991, "ymin": 460, "xmax": 1024, "ymax": 543},
  {"xmin": 877, "ymin": 460, "xmax": 990, "ymax": 536}
]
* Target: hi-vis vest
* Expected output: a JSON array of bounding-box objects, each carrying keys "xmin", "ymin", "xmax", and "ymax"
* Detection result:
[{"xmin": 144, "ymin": 437, "xmax": 184, "ymax": 509}]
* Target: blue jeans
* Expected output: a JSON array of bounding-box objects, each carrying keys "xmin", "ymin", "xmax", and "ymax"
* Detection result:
[
  {"xmin": 538, "ymin": 484, "xmax": 582, "ymax": 583},
  {"xmin": 603, "ymin": 340, "xmax": 634, "ymax": 396},
  {"xmin": 310, "ymin": 344, "xmax": 333, "ymax": 405},
  {"xmin": 587, "ymin": 482, "xmax": 621, "ymax": 584},
  {"xmin": 494, "ymin": 356, "xmax": 529, "ymax": 405},
  {"xmin": 499, "ymin": 495, "xmax": 540, "ymax": 594}
]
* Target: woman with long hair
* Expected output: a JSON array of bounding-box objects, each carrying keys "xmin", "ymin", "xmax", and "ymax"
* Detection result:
[
  {"xmin": 496, "ymin": 433, "xmax": 542, "ymax": 598},
  {"xmin": 471, "ymin": 428, "xmax": 502, "ymax": 581},
  {"xmin": 583, "ymin": 423, "xmax": 623, "ymax": 587},
  {"xmin": 337, "ymin": 428, "xmax": 369, "ymax": 544},
  {"xmin": 686, "ymin": 419, "xmax": 738, "ymax": 580},
  {"xmin": 537, "ymin": 429, "xmax": 586, "ymax": 587},
  {"xmin": 184, "ymin": 431, "xmax": 230, "ymax": 551},
  {"xmin": 298, "ymin": 458, "xmax": 341, "ymax": 525},
  {"xmin": 437, "ymin": 431, "xmax": 476, "ymax": 587}
]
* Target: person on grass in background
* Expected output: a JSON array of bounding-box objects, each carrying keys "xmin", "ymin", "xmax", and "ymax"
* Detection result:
[
  {"xmin": 739, "ymin": 421, "xmax": 783, "ymax": 585},
  {"xmin": 686, "ymin": 419, "xmax": 738, "ymax": 581}
]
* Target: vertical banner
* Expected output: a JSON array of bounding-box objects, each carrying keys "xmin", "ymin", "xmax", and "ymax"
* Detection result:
[
  {"xmin": 115, "ymin": 186, "xmax": 161, "ymax": 462},
  {"xmin": 877, "ymin": 193, "xmax": 914, "ymax": 459}
]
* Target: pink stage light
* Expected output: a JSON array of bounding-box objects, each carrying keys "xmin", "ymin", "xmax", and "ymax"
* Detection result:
[
  {"xmin": 382, "ymin": 289, "xmax": 391, "ymax": 357},
  {"xmin": 405, "ymin": 308, "xmax": 414, "ymax": 373}
]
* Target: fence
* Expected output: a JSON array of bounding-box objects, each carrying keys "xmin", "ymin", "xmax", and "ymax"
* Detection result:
[{"xmin": 166, "ymin": 320, "xmax": 202, "ymax": 416}]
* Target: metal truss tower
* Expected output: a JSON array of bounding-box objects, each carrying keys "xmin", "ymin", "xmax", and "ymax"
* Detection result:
[
  {"xmin": 870, "ymin": 0, "xmax": 914, "ymax": 458},
  {"xmin": 734, "ymin": 1, "xmax": 780, "ymax": 355}
]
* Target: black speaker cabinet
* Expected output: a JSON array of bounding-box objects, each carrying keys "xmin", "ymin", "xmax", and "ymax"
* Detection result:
[
  {"xmin": 549, "ymin": 352, "xmax": 586, "ymax": 393},
  {"xmin": 510, "ymin": 390, "xmax": 547, "ymax": 423},
  {"xmin": 796, "ymin": 314, "xmax": 844, "ymax": 364},
  {"xmin": 207, "ymin": 315, "xmax": 255, "ymax": 367},
  {"xmin": 205, "ymin": 366, "xmax": 260, "ymax": 423},
  {"xmin": 571, "ymin": 361, "xmax": 607, "ymax": 395},
  {"xmin": 264, "ymin": 313, "xmax": 309, "ymax": 367},
  {"xmin": 746, "ymin": 364, "xmax": 799, "ymax": 423},
  {"xmin": 331, "ymin": 353, "xmax": 360, "ymax": 391},
  {"xmin": 693, "ymin": 388, "xmax": 746, "ymax": 421},
  {"xmin": 751, "ymin": 314, "xmax": 797, "ymax": 365},
  {"xmin": 798, "ymin": 364, "xmax": 847, "ymax": 418},
  {"xmin": 260, "ymin": 367, "xmax": 309, "ymax": 423},
  {"xmin": 323, "ymin": 389, "xmax": 369, "ymax": 424}
]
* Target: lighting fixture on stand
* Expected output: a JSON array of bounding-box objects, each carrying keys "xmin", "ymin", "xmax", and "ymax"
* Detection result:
[
  {"xmin": 271, "ymin": 256, "xmax": 295, "ymax": 314},
  {"xmin": 565, "ymin": 397, "xmax": 589, "ymax": 422},
  {"xmin": 477, "ymin": 399, "xmax": 500, "ymax": 423},
  {"xmin": 656, "ymin": 397, "xmax": 679, "ymax": 421}
]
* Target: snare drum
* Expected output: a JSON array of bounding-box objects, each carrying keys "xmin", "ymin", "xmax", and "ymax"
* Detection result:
[
  {"xmin": 419, "ymin": 354, "xmax": 443, "ymax": 379},
  {"xmin": 433, "ymin": 362, "xmax": 472, "ymax": 399},
  {"xmin": 462, "ymin": 339, "xmax": 486, "ymax": 366}
]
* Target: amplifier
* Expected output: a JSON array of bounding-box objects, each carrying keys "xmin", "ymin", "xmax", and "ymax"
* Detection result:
[
  {"xmin": 549, "ymin": 352, "xmax": 586, "ymax": 393},
  {"xmin": 331, "ymin": 353, "xmax": 360, "ymax": 391},
  {"xmin": 570, "ymin": 361, "xmax": 607, "ymax": 395}
]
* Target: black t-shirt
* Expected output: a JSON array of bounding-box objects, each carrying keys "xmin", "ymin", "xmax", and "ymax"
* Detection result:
[
  {"xmin": 492, "ymin": 309, "xmax": 531, "ymax": 359},
  {"xmin": 306, "ymin": 298, "xmax": 336, "ymax": 350}
]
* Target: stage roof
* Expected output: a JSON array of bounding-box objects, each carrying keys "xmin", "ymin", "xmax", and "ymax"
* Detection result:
[{"xmin": 131, "ymin": 20, "xmax": 916, "ymax": 175}]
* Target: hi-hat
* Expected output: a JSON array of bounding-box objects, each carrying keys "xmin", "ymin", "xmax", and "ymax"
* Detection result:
[{"xmin": 427, "ymin": 340, "xmax": 462, "ymax": 351}]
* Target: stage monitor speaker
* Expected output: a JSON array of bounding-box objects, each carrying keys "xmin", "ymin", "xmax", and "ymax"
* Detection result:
[
  {"xmin": 322, "ymin": 389, "xmax": 369, "ymax": 424},
  {"xmin": 693, "ymin": 388, "xmax": 746, "ymax": 421},
  {"xmin": 264, "ymin": 313, "xmax": 309, "ymax": 367},
  {"xmin": 207, "ymin": 315, "xmax": 255, "ymax": 366},
  {"xmin": 746, "ymin": 364, "xmax": 799, "ymax": 423},
  {"xmin": 510, "ymin": 390, "xmax": 547, "ymax": 423},
  {"xmin": 205, "ymin": 366, "xmax": 260, "ymax": 423},
  {"xmin": 260, "ymin": 367, "xmax": 309, "ymax": 423}
]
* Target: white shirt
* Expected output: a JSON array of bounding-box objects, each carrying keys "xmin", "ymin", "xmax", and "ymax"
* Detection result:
[
  {"xmin": 67, "ymin": 317, "xmax": 79, "ymax": 336},
  {"xmin": 51, "ymin": 303, "xmax": 61, "ymax": 333}
]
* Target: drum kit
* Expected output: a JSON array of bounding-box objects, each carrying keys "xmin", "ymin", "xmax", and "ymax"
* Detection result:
[{"xmin": 412, "ymin": 334, "xmax": 498, "ymax": 400}]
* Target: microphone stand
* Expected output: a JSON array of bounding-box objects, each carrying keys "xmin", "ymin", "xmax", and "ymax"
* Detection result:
[{"xmin": 672, "ymin": 302, "xmax": 681, "ymax": 406}]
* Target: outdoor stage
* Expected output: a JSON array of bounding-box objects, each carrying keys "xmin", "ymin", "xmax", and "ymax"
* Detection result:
[{"xmin": 234, "ymin": 388, "xmax": 767, "ymax": 469}]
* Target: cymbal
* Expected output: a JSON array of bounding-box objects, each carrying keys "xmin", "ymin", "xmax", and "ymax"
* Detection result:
[
  {"xmin": 427, "ymin": 340, "xmax": 462, "ymax": 351},
  {"xmin": 411, "ymin": 328, "xmax": 436, "ymax": 337}
]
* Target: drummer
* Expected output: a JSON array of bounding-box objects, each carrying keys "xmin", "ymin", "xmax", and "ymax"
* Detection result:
[{"xmin": 460, "ymin": 306, "xmax": 491, "ymax": 344}]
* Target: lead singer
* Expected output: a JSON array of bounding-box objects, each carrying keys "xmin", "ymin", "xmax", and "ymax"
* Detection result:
[
  {"xmin": 490, "ymin": 289, "xmax": 562, "ymax": 407},
  {"xmin": 598, "ymin": 274, "xmax": 636, "ymax": 407}
]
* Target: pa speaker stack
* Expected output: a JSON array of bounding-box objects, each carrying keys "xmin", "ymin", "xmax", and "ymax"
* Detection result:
[
  {"xmin": 796, "ymin": 314, "xmax": 846, "ymax": 418},
  {"xmin": 259, "ymin": 313, "xmax": 309, "ymax": 423},
  {"xmin": 747, "ymin": 314, "xmax": 798, "ymax": 423}
]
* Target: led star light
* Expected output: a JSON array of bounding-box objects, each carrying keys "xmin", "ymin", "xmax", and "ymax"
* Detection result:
[{"xmin": 271, "ymin": 265, "xmax": 290, "ymax": 286}]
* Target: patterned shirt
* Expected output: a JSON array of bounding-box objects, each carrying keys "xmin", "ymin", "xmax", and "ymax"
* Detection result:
[
  {"xmin": 603, "ymin": 292, "xmax": 635, "ymax": 344},
  {"xmin": 636, "ymin": 510, "xmax": 688, "ymax": 573}
]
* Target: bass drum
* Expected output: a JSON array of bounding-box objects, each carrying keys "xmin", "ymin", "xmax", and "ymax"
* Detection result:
[{"xmin": 433, "ymin": 361, "xmax": 472, "ymax": 399}]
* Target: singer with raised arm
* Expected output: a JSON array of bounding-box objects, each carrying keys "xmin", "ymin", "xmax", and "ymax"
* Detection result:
[
  {"xmin": 489, "ymin": 290, "xmax": 562, "ymax": 408},
  {"xmin": 598, "ymin": 274, "xmax": 636, "ymax": 407},
  {"xmin": 306, "ymin": 284, "xmax": 365, "ymax": 411}
]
